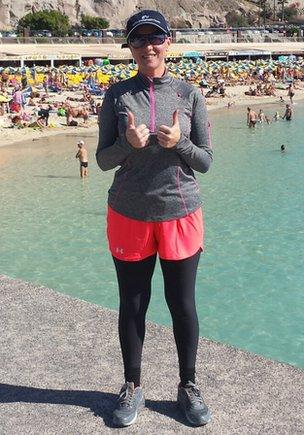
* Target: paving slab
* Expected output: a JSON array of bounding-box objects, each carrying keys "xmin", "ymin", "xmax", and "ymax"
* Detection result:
[{"xmin": 0, "ymin": 274, "xmax": 303, "ymax": 434}]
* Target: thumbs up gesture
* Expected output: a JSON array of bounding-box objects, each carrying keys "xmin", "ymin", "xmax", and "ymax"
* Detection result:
[
  {"xmin": 126, "ymin": 111, "xmax": 150, "ymax": 149},
  {"xmin": 157, "ymin": 110, "xmax": 181, "ymax": 148}
]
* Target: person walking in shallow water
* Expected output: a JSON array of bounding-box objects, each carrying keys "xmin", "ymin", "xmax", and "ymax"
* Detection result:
[
  {"xmin": 247, "ymin": 107, "xmax": 258, "ymax": 128},
  {"xmin": 258, "ymin": 109, "xmax": 266, "ymax": 123},
  {"xmin": 75, "ymin": 140, "xmax": 88, "ymax": 177},
  {"xmin": 96, "ymin": 9, "xmax": 213, "ymax": 428},
  {"xmin": 282, "ymin": 104, "xmax": 293, "ymax": 121}
]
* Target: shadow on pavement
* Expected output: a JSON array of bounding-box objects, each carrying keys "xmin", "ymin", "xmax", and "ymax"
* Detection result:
[
  {"xmin": 145, "ymin": 398, "xmax": 192, "ymax": 426},
  {"xmin": 0, "ymin": 384, "xmax": 190, "ymax": 428},
  {"xmin": 0, "ymin": 383, "xmax": 115, "ymax": 427}
]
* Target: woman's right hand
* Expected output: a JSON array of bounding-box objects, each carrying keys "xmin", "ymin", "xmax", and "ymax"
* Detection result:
[{"xmin": 126, "ymin": 111, "xmax": 150, "ymax": 149}]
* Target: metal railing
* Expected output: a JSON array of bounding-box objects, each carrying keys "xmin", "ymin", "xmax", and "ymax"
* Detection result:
[
  {"xmin": 174, "ymin": 33, "xmax": 304, "ymax": 44},
  {"xmin": 0, "ymin": 36, "xmax": 124, "ymax": 44}
]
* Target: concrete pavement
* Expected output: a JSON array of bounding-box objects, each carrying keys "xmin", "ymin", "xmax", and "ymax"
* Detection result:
[{"xmin": 0, "ymin": 274, "xmax": 303, "ymax": 434}]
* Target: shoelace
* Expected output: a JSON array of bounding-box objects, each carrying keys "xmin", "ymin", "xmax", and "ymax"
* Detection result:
[
  {"xmin": 119, "ymin": 385, "xmax": 135, "ymax": 408},
  {"xmin": 186, "ymin": 385, "xmax": 204, "ymax": 404}
]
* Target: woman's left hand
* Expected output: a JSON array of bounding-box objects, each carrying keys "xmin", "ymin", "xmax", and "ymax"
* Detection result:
[{"xmin": 157, "ymin": 110, "xmax": 181, "ymax": 148}]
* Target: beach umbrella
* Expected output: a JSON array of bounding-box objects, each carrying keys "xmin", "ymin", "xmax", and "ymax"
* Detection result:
[{"xmin": 0, "ymin": 95, "xmax": 9, "ymax": 102}]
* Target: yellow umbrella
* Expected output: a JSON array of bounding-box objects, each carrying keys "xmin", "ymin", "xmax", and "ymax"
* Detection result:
[{"xmin": 0, "ymin": 95, "xmax": 9, "ymax": 103}]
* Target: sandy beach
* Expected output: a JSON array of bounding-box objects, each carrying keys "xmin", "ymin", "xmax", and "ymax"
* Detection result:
[
  {"xmin": 1, "ymin": 37, "xmax": 304, "ymax": 148},
  {"xmin": 0, "ymin": 84, "xmax": 302, "ymax": 149}
]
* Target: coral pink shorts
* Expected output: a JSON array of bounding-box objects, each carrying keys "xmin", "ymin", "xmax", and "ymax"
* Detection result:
[{"xmin": 107, "ymin": 206, "xmax": 204, "ymax": 261}]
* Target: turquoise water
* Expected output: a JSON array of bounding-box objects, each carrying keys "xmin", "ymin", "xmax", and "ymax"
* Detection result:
[{"xmin": 1, "ymin": 103, "xmax": 304, "ymax": 368}]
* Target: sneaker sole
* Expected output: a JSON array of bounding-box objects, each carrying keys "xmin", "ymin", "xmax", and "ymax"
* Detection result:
[
  {"xmin": 113, "ymin": 411, "xmax": 138, "ymax": 427},
  {"xmin": 178, "ymin": 401, "xmax": 212, "ymax": 426},
  {"xmin": 112, "ymin": 399, "xmax": 145, "ymax": 427}
]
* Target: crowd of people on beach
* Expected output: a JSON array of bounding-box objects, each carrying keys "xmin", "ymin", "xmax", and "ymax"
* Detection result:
[
  {"xmin": 0, "ymin": 55, "xmax": 302, "ymax": 134},
  {"xmin": 0, "ymin": 68, "xmax": 103, "ymax": 130}
]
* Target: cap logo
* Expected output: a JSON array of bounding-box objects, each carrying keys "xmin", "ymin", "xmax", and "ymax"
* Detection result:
[
  {"xmin": 131, "ymin": 18, "xmax": 162, "ymax": 27},
  {"xmin": 126, "ymin": 10, "xmax": 170, "ymax": 37}
]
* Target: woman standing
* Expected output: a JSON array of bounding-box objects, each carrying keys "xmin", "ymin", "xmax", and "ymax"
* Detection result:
[{"xmin": 96, "ymin": 10, "xmax": 213, "ymax": 428}]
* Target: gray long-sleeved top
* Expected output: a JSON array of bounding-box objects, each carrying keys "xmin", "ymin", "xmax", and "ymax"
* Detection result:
[{"xmin": 96, "ymin": 72, "xmax": 213, "ymax": 221}]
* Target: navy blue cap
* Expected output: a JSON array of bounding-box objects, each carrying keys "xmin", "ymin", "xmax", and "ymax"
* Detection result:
[{"xmin": 126, "ymin": 10, "xmax": 170, "ymax": 39}]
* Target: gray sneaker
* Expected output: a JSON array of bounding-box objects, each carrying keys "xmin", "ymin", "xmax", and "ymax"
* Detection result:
[
  {"xmin": 177, "ymin": 381, "xmax": 212, "ymax": 426},
  {"xmin": 112, "ymin": 382, "xmax": 145, "ymax": 427}
]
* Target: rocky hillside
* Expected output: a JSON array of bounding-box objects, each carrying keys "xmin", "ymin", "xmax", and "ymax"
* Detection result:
[{"xmin": 0, "ymin": 0, "xmax": 259, "ymax": 30}]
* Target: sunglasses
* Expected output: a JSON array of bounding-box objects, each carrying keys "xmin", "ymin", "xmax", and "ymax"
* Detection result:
[{"xmin": 128, "ymin": 33, "xmax": 168, "ymax": 49}]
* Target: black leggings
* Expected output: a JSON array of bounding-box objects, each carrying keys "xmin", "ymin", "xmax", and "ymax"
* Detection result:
[{"xmin": 113, "ymin": 250, "xmax": 200, "ymax": 386}]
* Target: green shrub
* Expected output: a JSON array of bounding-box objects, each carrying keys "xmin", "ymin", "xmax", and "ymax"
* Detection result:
[
  {"xmin": 80, "ymin": 15, "xmax": 109, "ymax": 29},
  {"xmin": 18, "ymin": 10, "xmax": 70, "ymax": 36}
]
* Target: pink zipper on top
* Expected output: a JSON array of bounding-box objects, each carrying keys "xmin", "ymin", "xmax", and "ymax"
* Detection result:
[
  {"xmin": 208, "ymin": 121, "xmax": 212, "ymax": 148},
  {"xmin": 148, "ymin": 78, "xmax": 156, "ymax": 133}
]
